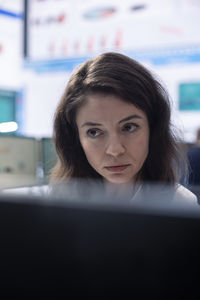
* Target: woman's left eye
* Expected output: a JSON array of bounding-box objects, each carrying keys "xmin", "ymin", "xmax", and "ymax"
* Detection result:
[{"xmin": 123, "ymin": 123, "xmax": 138, "ymax": 132}]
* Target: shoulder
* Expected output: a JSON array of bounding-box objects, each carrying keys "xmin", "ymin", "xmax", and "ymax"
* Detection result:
[
  {"xmin": 132, "ymin": 183, "xmax": 198, "ymax": 206},
  {"xmin": 173, "ymin": 184, "xmax": 198, "ymax": 205}
]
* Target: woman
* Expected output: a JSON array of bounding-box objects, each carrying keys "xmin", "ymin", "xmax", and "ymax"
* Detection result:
[{"xmin": 50, "ymin": 52, "xmax": 197, "ymax": 204}]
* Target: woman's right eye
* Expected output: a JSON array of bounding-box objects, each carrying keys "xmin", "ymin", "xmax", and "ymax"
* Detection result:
[{"xmin": 87, "ymin": 129, "xmax": 101, "ymax": 138}]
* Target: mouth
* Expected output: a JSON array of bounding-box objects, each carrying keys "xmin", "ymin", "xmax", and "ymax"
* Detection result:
[{"xmin": 104, "ymin": 164, "xmax": 130, "ymax": 173}]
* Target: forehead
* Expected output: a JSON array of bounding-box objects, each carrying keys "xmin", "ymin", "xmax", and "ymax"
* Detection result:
[{"xmin": 76, "ymin": 94, "xmax": 147, "ymax": 121}]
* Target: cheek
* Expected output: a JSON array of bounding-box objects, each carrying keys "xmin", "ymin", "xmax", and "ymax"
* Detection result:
[
  {"xmin": 79, "ymin": 138, "xmax": 100, "ymax": 163},
  {"xmin": 131, "ymin": 135, "xmax": 149, "ymax": 159}
]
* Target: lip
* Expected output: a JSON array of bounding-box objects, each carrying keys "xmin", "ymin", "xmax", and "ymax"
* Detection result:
[{"xmin": 104, "ymin": 164, "xmax": 130, "ymax": 173}]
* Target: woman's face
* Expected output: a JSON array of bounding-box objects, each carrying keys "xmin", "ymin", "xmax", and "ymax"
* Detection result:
[{"xmin": 76, "ymin": 94, "xmax": 149, "ymax": 184}]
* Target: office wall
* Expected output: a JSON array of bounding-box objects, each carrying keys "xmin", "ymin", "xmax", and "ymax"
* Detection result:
[
  {"xmin": 21, "ymin": 61, "xmax": 200, "ymax": 142},
  {"xmin": 22, "ymin": 69, "xmax": 70, "ymax": 137},
  {"xmin": 0, "ymin": 0, "xmax": 23, "ymax": 89},
  {"xmin": 156, "ymin": 62, "xmax": 200, "ymax": 142},
  {"xmin": 0, "ymin": 0, "xmax": 24, "ymax": 132},
  {"xmin": 21, "ymin": 0, "xmax": 200, "ymax": 142},
  {"xmin": 1, "ymin": 0, "xmax": 200, "ymax": 142}
]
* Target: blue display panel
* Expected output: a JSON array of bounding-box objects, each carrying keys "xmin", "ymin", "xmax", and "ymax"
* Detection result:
[
  {"xmin": 0, "ymin": 89, "xmax": 24, "ymax": 134},
  {"xmin": 0, "ymin": 90, "xmax": 16, "ymax": 123},
  {"xmin": 179, "ymin": 83, "xmax": 200, "ymax": 111}
]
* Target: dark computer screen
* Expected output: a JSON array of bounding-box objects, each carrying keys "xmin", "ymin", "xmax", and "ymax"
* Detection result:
[{"xmin": 0, "ymin": 192, "xmax": 200, "ymax": 298}]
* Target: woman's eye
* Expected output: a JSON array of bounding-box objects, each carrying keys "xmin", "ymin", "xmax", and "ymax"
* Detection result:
[
  {"xmin": 123, "ymin": 123, "xmax": 138, "ymax": 132},
  {"xmin": 87, "ymin": 129, "xmax": 101, "ymax": 138}
]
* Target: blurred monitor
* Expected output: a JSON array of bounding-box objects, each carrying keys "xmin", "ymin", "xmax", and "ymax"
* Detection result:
[
  {"xmin": 0, "ymin": 192, "xmax": 200, "ymax": 298},
  {"xmin": 41, "ymin": 137, "xmax": 57, "ymax": 183},
  {"xmin": 0, "ymin": 89, "xmax": 16, "ymax": 123},
  {"xmin": 179, "ymin": 82, "xmax": 200, "ymax": 111},
  {"xmin": 0, "ymin": 135, "xmax": 40, "ymax": 189}
]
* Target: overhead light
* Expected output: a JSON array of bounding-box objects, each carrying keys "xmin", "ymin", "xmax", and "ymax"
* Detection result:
[{"xmin": 0, "ymin": 122, "xmax": 18, "ymax": 133}]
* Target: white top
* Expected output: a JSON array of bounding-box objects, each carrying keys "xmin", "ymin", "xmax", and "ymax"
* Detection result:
[
  {"xmin": 131, "ymin": 183, "xmax": 198, "ymax": 206},
  {"xmin": 173, "ymin": 184, "xmax": 198, "ymax": 204},
  {"xmin": 1, "ymin": 183, "xmax": 198, "ymax": 206}
]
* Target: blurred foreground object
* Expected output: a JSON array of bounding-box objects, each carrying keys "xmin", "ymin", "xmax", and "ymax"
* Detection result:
[{"xmin": 0, "ymin": 189, "xmax": 200, "ymax": 298}]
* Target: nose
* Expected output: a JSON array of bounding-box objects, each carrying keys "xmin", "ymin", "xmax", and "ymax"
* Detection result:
[{"xmin": 105, "ymin": 134, "xmax": 126, "ymax": 157}]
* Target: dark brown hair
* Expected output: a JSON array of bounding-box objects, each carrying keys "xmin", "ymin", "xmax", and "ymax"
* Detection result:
[{"xmin": 51, "ymin": 52, "xmax": 182, "ymax": 184}]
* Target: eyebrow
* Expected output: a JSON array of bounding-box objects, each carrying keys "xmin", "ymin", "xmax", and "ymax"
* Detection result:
[
  {"xmin": 81, "ymin": 122, "xmax": 102, "ymax": 128},
  {"xmin": 118, "ymin": 114, "xmax": 143, "ymax": 124},
  {"xmin": 81, "ymin": 114, "xmax": 143, "ymax": 128}
]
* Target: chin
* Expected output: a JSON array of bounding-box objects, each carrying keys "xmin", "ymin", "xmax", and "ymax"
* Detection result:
[{"xmin": 106, "ymin": 176, "xmax": 133, "ymax": 185}]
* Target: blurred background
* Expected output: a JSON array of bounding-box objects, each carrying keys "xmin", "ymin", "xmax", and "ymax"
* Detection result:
[{"xmin": 0, "ymin": 0, "xmax": 200, "ymax": 189}]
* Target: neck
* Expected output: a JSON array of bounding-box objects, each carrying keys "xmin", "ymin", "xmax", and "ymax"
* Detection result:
[{"xmin": 104, "ymin": 181, "xmax": 136, "ymax": 202}]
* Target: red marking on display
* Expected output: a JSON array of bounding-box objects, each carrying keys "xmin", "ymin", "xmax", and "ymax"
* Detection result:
[
  {"xmin": 74, "ymin": 40, "xmax": 80, "ymax": 53},
  {"xmin": 58, "ymin": 13, "xmax": 66, "ymax": 23},
  {"xmin": 115, "ymin": 30, "xmax": 122, "ymax": 49},
  {"xmin": 101, "ymin": 36, "xmax": 107, "ymax": 49},
  {"xmin": 62, "ymin": 40, "xmax": 68, "ymax": 55},
  {"xmin": 160, "ymin": 26, "xmax": 183, "ymax": 35},
  {"xmin": 88, "ymin": 36, "xmax": 94, "ymax": 52}
]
